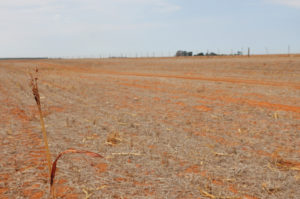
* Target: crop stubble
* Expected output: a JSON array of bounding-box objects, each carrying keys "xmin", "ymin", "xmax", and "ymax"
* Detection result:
[{"xmin": 0, "ymin": 55, "xmax": 299, "ymax": 198}]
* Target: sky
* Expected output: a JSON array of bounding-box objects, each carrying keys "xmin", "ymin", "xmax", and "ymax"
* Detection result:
[{"xmin": 0, "ymin": 0, "xmax": 300, "ymax": 57}]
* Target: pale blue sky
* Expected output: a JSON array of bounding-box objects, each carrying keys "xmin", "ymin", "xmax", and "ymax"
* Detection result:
[{"xmin": 0, "ymin": 0, "xmax": 299, "ymax": 57}]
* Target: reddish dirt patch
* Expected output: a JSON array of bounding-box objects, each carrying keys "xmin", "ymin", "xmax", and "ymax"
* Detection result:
[
  {"xmin": 194, "ymin": 105, "xmax": 212, "ymax": 112},
  {"xmin": 185, "ymin": 165, "xmax": 200, "ymax": 174},
  {"xmin": 93, "ymin": 163, "xmax": 108, "ymax": 173}
]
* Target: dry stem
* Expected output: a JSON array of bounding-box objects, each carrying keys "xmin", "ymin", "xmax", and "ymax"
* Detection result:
[{"xmin": 29, "ymin": 68, "xmax": 52, "ymax": 177}]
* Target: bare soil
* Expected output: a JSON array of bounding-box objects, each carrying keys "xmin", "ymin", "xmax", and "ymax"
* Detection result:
[{"xmin": 0, "ymin": 55, "xmax": 299, "ymax": 198}]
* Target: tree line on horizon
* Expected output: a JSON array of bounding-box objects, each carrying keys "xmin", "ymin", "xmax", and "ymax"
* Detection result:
[{"xmin": 175, "ymin": 50, "xmax": 243, "ymax": 57}]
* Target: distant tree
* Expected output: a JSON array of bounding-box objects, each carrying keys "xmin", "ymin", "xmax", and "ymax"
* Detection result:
[
  {"xmin": 176, "ymin": 50, "xmax": 183, "ymax": 56},
  {"xmin": 195, "ymin": 52, "xmax": 204, "ymax": 56},
  {"xmin": 206, "ymin": 52, "xmax": 218, "ymax": 56},
  {"xmin": 175, "ymin": 50, "xmax": 193, "ymax": 57}
]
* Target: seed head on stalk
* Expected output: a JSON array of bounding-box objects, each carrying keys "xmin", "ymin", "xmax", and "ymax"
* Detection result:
[{"xmin": 30, "ymin": 68, "xmax": 41, "ymax": 106}]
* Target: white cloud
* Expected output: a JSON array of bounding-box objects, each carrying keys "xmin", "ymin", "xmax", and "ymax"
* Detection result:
[
  {"xmin": 268, "ymin": 0, "xmax": 300, "ymax": 8},
  {"xmin": 131, "ymin": 0, "xmax": 181, "ymax": 13},
  {"xmin": 154, "ymin": 2, "xmax": 181, "ymax": 13},
  {"xmin": 0, "ymin": 0, "xmax": 181, "ymax": 13},
  {"xmin": 0, "ymin": 0, "xmax": 181, "ymax": 57},
  {"xmin": 0, "ymin": 0, "xmax": 181, "ymax": 31},
  {"xmin": 0, "ymin": 0, "xmax": 181, "ymax": 27}
]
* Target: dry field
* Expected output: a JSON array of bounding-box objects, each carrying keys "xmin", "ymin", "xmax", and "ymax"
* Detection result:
[{"xmin": 0, "ymin": 55, "xmax": 299, "ymax": 199}]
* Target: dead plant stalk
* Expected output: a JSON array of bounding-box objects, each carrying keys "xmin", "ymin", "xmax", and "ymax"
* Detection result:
[
  {"xmin": 30, "ymin": 69, "xmax": 52, "ymax": 177},
  {"xmin": 30, "ymin": 68, "xmax": 104, "ymax": 198}
]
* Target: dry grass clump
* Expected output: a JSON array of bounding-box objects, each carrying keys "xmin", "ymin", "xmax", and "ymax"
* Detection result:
[{"xmin": 106, "ymin": 132, "xmax": 122, "ymax": 146}]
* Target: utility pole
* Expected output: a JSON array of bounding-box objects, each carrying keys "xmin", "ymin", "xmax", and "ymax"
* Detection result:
[
  {"xmin": 248, "ymin": 47, "xmax": 250, "ymax": 57},
  {"xmin": 288, "ymin": 45, "xmax": 290, "ymax": 56}
]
